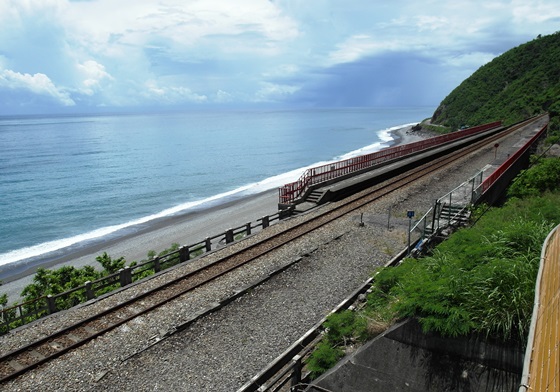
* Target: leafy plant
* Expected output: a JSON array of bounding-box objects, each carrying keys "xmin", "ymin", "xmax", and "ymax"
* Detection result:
[
  {"xmin": 367, "ymin": 193, "xmax": 557, "ymax": 343},
  {"xmin": 306, "ymin": 342, "xmax": 344, "ymax": 379},
  {"xmin": 306, "ymin": 310, "xmax": 369, "ymax": 378},
  {"xmin": 96, "ymin": 252, "xmax": 126, "ymax": 274},
  {"xmin": 508, "ymin": 157, "xmax": 560, "ymax": 198}
]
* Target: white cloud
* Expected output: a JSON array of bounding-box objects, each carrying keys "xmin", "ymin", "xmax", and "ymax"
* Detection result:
[
  {"xmin": 77, "ymin": 60, "xmax": 113, "ymax": 96},
  {"xmin": 1, "ymin": 0, "xmax": 559, "ymax": 113},
  {"xmin": 511, "ymin": 0, "xmax": 560, "ymax": 24},
  {"xmin": 60, "ymin": 0, "xmax": 299, "ymax": 56},
  {"xmin": 254, "ymin": 82, "xmax": 300, "ymax": 102},
  {"xmin": 215, "ymin": 89, "xmax": 234, "ymax": 103},
  {"xmin": 143, "ymin": 80, "xmax": 208, "ymax": 103},
  {"xmin": 327, "ymin": 35, "xmax": 402, "ymax": 66},
  {"xmin": 0, "ymin": 68, "xmax": 75, "ymax": 106}
]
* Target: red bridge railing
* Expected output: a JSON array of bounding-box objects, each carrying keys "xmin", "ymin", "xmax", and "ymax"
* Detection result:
[
  {"xmin": 480, "ymin": 122, "xmax": 548, "ymax": 194},
  {"xmin": 278, "ymin": 121, "xmax": 503, "ymax": 204}
]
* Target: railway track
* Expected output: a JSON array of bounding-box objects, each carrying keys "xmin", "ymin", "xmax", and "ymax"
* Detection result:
[{"xmin": 0, "ymin": 115, "xmax": 544, "ymax": 384}]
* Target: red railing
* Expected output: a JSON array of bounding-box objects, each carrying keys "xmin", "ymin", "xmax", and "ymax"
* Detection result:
[
  {"xmin": 279, "ymin": 121, "xmax": 503, "ymax": 204},
  {"xmin": 481, "ymin": 122, "xmax": 548, "ymax": 193}
]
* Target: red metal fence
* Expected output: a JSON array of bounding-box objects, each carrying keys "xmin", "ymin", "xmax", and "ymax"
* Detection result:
[
  {"xmin": 278, "ymin": 121, "xmax": 503, "ymax": 204},
  {"xmin": 480, "ymin": 122, "xmax": 548, "ymax": 193}
]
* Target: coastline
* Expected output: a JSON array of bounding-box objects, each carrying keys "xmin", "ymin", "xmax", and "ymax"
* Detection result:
[{"xmin": 0, "ymin": 124, "xmax": 426, "ymax": 303}]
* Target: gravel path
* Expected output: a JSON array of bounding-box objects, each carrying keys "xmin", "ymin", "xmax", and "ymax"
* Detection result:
[{"xmin": 1, "ymin": 126, "xmax": 533, "ymax": 391}]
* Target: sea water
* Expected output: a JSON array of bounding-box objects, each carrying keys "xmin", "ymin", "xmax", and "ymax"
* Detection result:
[{"xmin": 0, "ymin": 107, "xmax": 432, "ymax": 273}]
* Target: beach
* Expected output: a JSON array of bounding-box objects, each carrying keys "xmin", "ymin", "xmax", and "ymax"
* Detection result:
[{"xmin": 0, "ymin": 124, "xmax": 426, "ymax": 303}]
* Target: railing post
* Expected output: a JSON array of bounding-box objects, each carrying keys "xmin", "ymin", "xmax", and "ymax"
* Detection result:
[
  {"xmin": 46, "ymin": 295, "xmax": 57, "ymax": 314},
  {"xmin": 262, "ymin": 215, "xmax": 270, "ymax": 229},
  {"xmin": 180, "ymin": 246, "xmax": 190, "ymax": 262},
  {"xmin": 432, "ymin": 200, "xmax": 440, "ymax": 234},
  {"xmin": 153, "ymin": 256, "xmax": 161, "ymax": 273},
  {"xmin": 205, "ymin": 237, "xmax": 212, "ymax": 252},
  {"xmin": 225, "ymin": 228, "xmax": 234, "ymax": 244},
  {"xmin": 85, "ymin": 281, "xmax": 95, "ymax": 300},
  {"xmin": 291, "ymin": 355, "xmax": 303, "ymax": 390},
  {"xmin": 246, "ymin": 222, "xmax": 251, "ymax": 236},
  {"xmin": 119, "ymin": 267, "xmax": 132, "ymax": 287},
  {"xmin": 448, "ymin": 193, "xmax": 452, "ymax": 226}
]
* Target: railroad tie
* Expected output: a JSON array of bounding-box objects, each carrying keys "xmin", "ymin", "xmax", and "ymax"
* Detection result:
[
  {"xmin": 83, "ymin": 326, "xmax": 97, "ymax": 335},
  {"xmin": 8, "ymin": 360, "xmax": 25, "ymax": 371},
  {"xmin": 28, "ymin": 350, "xmax": 45, "ymax": 361},
  {"xmin": 66, "ymin": 333, "xmax": 81, "ymax": 343}
]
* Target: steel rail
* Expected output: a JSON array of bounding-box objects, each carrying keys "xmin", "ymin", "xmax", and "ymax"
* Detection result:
[{"xmin": 0, "ymin": 116, "xmax": 542, "ymax": 384}]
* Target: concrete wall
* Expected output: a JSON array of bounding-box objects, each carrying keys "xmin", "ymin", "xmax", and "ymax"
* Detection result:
[{"xmin": 308, "ymin": 319, "xmax": 523, "ymax": 392}]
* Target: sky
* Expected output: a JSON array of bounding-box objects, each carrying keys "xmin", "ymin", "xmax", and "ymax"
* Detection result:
[{"xmin": 0, "ymin": 0, "xmax": 559, "ymax": 115}]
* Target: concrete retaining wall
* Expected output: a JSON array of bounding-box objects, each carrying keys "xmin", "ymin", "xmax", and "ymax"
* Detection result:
[{"xmin": 308, "ymin": 318, "xmax": 523, "ymax": 392}]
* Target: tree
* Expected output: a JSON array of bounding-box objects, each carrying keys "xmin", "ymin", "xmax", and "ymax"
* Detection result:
[{"xmin": 96, "ymin": 252, "xmax": 126, "ymax": 274}]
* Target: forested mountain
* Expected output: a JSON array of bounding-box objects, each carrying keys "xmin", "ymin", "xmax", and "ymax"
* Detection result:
[{"xmin": 431, "ymin": 31, "xmax": 560, "ymax": 135}]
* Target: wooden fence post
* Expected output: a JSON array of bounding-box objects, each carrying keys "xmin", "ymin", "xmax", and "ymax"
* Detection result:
[
  {"xmin": 225, "ymin": 228, "xmax": 234, "ymax": 244},
  {"xmin": 180, "ymin": 246, "xmax": 190, "ymax": 262},
  {"xmin": 46, "ymin": 295, "xmax": 57, "ymax": 314},
  {"xmin": 245, "ymin": 222, "xmax": 251, "ymax": 236},
  {"xmin": 153, "ymin": 257, "xmax": 161, "ymax": 273},
  {"xmin": 85, "ymin": 281, "xmax": 95, "ymax": 300},
  {"xmin": 262, "ymin": 215, "xmax": 270, "ymax": 229},
  {"xmin": 205, "ymin": 237, "xmax": 212, "ymax": 252},
  {"xmin": 119, "ymin": 267, "xmax": 132, "ymax": 287}
]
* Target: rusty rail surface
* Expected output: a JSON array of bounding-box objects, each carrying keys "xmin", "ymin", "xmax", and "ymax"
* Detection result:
[{"xmin": 520, "ymin": 224, "xmax": 560, "ymax": 392}]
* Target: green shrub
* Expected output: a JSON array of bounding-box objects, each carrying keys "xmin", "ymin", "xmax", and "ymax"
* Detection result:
[
  {"xmin": 508, "ymin": 158, "xmax": 560, "ymax": 198},
  {"xmin": 367, "ymin": 193, "xmax": 558, "ymax": 342},
  {"xmin": 306, "ymin": 342, "xmax": 344, "ymax": 379},
  {"xmin": 323, "ymin": 310, "xmax": 367, "ymax": 345}
]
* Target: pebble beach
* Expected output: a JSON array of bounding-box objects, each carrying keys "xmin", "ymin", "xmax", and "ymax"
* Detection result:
[{"xmin": 0, "ymin": 125, "xmax": 423, "ymax": 304}]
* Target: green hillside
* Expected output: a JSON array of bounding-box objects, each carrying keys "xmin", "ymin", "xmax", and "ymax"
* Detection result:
[{"xmin": 431, "ymin": 31, "xmax": 560, "ymax": 135}]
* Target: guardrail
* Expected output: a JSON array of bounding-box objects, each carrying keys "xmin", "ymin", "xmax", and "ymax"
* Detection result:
[
  {"xmin": 476, "ymin": 122, "xmax": 548, "ymax": 196},
  {"xmin": 0, "ymin": 210, "xmax": 287, "ymax": 334},
  {"xmin": 409, "ymin": 170, "xmax": 485, "ymax": 246},
  {"xmin": 278, "ymin": 121, "xmax": 503, "ymax": 205}
]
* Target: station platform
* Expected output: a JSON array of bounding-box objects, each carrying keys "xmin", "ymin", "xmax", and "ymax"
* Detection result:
[{"xmin": 289, "ymin": 117, "xmax": 548, "ymax": 215}]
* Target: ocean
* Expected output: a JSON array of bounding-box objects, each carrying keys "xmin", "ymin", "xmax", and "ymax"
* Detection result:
[{"xmin": 0, "ymin": 107, "xmax": 432, "ymax": 274}]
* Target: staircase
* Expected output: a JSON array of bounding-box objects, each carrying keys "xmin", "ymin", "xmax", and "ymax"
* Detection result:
[
  {"xmin": 439, "ymin": 204, "xmax": 470, "ymax": 226},
  {"xmin": 291, "ymin": 190, "xmax": 327, "ymax": 215},
  {"xmin": 305, "ymin": 190, "xmax": 324, "ymax": 204}
]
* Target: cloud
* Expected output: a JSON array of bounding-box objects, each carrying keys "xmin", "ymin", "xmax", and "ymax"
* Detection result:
[
  {"xmin": 0, "ymin": 68, "xmax": 75, "ymax": 106},
  {"xmin": 254, "ymin": 82, "xmax": 300, "ymax": 102},
  {"xmin": 0, "ymin": 0, "xmax": 559, "ymax": 114},
  {"xmin": 289, "ymin": 52, "xmax": 454, "ymax": 107},
  {"xmin": 77, "ymin": 60, "xmax": 113, "ymax": 96},
  {"xmin": 142, "ymin": 80, "xmax": 208, "ymax": 104}
]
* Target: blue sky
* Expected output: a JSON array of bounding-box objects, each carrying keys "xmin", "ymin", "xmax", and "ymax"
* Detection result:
[{"xmin": 0, "ymin": 1, "xmax": 559, "ymax": 115}]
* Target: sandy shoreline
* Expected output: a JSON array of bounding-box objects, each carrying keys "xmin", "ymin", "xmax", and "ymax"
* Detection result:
[{"xmin": 0, "ymin": 124, "xmax": 425, "ymax": 303}]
